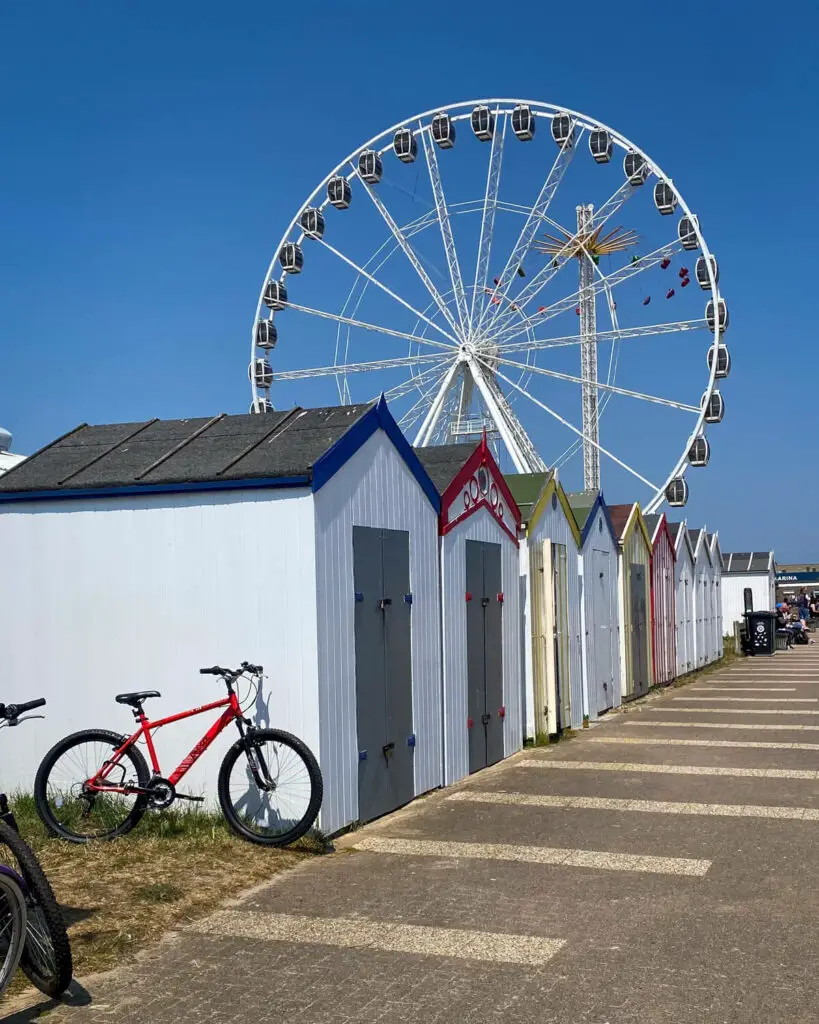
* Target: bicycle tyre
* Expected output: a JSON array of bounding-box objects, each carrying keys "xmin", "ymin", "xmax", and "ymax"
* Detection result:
[
  {"xmin": 34, "ymin": 729, "xmax": 150, "ymax": 843},
  {"xmin": 0, "ymin": 870, "xmax": 27, "ymax": 997},
  {"xmin": 0, "ymin": 820, "xmax": 73, "ymax": 997},
  {"xmin": 218, "ymin": 729, "xmax": 323, "ymax": 847}
]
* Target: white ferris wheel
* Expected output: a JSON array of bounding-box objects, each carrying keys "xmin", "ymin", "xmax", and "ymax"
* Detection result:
[{"xmin": 249, "ymin": 99, "xmax": 730, "ymax": 513}]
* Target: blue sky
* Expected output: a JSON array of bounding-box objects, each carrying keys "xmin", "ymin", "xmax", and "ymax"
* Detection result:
[{"xmin": 0, "ymin": 2, "xmax": 815, "ymax": 558}]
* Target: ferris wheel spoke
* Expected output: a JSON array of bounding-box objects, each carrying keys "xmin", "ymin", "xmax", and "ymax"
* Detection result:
[
  {"xmin": 418, "ymin": 128, "xmax": 470, "ymax": 334},
  {"xmin": 381, "ymin": 360, "xmax": 451, "ymax": 403},
  {"xmin": 493, "ymin": 355, "xmax": 700, "ymax": 412},
  {"xmin": 480, "ymin": 357, "xmax": 659, "ymax": 491},
  {"xmin": 490, "ymin": 176, "xmax": 639, "ymax": 339},
  {"xmin": 269, "ymin": 352, "xmax": 447, "ymax": 382},
  {"xmin": 469, "ymin": 110, "xmax": 506, "ymax": 332},
  {"xmin": 281, "ymin": 299, "xmax": 454, "ymax": 353},
  {"xmin": 316, "ymin": 238, "xmax": 459, "ymax": 346},
  {"xmin": 498, "ymin": 318, "xmax": 709, "ymax": 355},
  {"xmin": 477, "ymin": 126, "xmax": 581, "ymax": 335},
  {"xmin": 464, "ymin": 359, "xmax": 547, "ymax": 473},
  {"xmin": 496, "ymin": 237, "xmax": 684, "ymax": 346},
  {"xmin": 352, "ymin": 168, "xmax": 464, "ymax": 339},
  {"xmin": 398, "ymin": 366, "xmax": 453, "ymax": 431}
]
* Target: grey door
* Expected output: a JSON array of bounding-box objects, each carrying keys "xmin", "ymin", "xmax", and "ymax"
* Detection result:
[
  {"xmin": 466, "ymin": 540, "xmax": 504, "ymax": 773},
  {"xmin": 353, "ymin": 526, "xmax": 414, "ymax": 824},
  {"xmin": 630, "ymin": 563, "xmax": 649, "ymax": 697}
]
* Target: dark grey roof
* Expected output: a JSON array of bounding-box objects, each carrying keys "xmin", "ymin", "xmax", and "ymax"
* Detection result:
[
  {"xmin": 722, "ymin": 551, "xmax": 774, "ymax": 574},
  {"xmin": 413, "ymin": 444, "xmax": 475, "ymax": 494},
  {"xmin": 0, "ymin": 405, "xmax": 372, "ymax": 494},
  {"xmin": 643, "ymin": 513, "xmax": 661, "ymax": 540},
  {"xmin": 688, "ymin": 527, "xmax": 704, "ymax": 548},
  {"xmin": 666, "ymin": 520, "xmax": 683, "ymax": 543}
]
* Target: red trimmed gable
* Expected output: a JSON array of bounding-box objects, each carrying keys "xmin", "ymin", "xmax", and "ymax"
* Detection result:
[
  {"xmin": 440, "ymin": 437, "xmax": 522, "ymax": 545},
  {"xmin": 652, "ymin": 513, "xmax": 677, "ymax": 563}
]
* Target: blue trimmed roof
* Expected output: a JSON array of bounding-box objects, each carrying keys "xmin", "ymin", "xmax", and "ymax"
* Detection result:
[
  {"xmin": 0, "ymin": 399, "xmax": 441, "ymax": 512},
  {"xmin": 568, "ymin": 491, "xmax": 618, "ymax": 547}
]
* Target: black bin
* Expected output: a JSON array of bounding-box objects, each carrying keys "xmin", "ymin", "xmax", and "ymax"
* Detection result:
[{"xmin": 745, "ymin": 610, "xmax": 776, "ymax": 656}]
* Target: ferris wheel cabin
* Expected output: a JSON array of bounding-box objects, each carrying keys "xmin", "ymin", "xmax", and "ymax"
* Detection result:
[
  {"xmin": 263, "ymin": 280, "xmax": 288, "ymax": 311},
  {"xmin": 653, "ymin": 181, "xmax": 677, "ymax": 215},
  {"xmin": 708, "ymin": 343, "xmax": 731, "ymax": 378},
  {"xmin": 250, "ymin": 358, "xmax": 273, "ymax": 389},
  {"xmin": 624, "ymin": 151, "xmax": 648, "ymax": 185},
  {"xmin": 431, "ymin": 113, "xmax": 456, "ymax": 149},
  {"xmin": 279, "ymin": 242, "xmax": 304, "ymax": 274},
  {"xmin": 701, "ymin": 390, "xmax": 725, "ymax": 424},
  {"xmin": 688, "ymin": 435, "xmax": 710, "ymax": 467},
  {"xmin": 705, "ymin": 298, "xmax": 729, "ymax": 334},
  {"xmin": 511, "ymin": 104, "xmax": 536, "ymax": 141},
  {"xmin": 327, "ymin": 176, "xmax": 352, "ymax": 209},
  {"xmin": 255, "ymin": 320, "xmax": 278, "ymax": 350},
  {"xmin": 393, "ymin": 128, "xmax": 418, "ymax": 163},
  {"xmin": 358, "ymin": 150, "xmax": 383, "ymax": 184},
  {"xmin": 665, "ymin": 477, "xmax": 689, "ymax": 507},
  {"xmin": 471, "ymin": 105, "xmax": 494, "ymax": 141},
  {"xmin": 696, "ymin": 255, "xmax": 719, "ymax": 290},
  {"xmin": 551, "ymin": 113, "xmax": 575, "ymax": 148},
  {"xmin": 589, "ymin": 129, "xmax": 612, "ymax": 163},
  {"xmin": 678, "ymin": 215, "xmax": 699, "ymax": 250},
  {"xmin": 300, "ymin": 207, "xmax": 325, "ymax": 240}
]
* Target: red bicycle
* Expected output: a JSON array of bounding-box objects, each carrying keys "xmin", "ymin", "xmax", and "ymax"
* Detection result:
[{"xmin": 34, "ymin": 663, "xmax": 322, "ymax": 846}]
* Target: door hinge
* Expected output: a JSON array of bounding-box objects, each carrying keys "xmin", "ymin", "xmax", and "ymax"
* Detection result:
[
  {"xmin": 465, "ymin": 592, "xmax": 473, "ymax": 602},
  {"xmin": 354, "ymin": 592, "xmax": 364, "ymax": 603},
  {"xmin": 404, "ymin": 593, "xmax": 413, "ymax": 605},
  {"xmin": 407, "ymin": 734, "xmax": 416, "ymax": 747},
  {"xmin": 359, "ymin": 750, "xmax": 368, "ymax": 761},
  {"xmin": 497, "ymin": 592, "xmax": 504, "ymax": 603}
]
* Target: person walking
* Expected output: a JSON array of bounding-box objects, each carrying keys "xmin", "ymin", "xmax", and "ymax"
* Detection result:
[{"xmin": 797, "ymin": 588, "xmax": 810, "ymax": 623}]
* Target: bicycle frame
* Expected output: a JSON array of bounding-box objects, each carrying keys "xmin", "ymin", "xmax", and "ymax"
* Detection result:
[{"xmin": 88, "ymin": 693, "xmax": 242, "ymax": 793}]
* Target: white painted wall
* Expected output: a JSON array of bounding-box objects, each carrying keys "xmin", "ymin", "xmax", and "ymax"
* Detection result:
[
  {"xmin": 693, "ymin": 541, "xmax": 711, "ymax": 668},
  {"xmin": 518, "ymin": 538, "xmax": 536, "ymax": 741},
  {"xmin": 313, "ymin": 429, "xmax": 442, "ymax": 836},
  {"xmin": 722, "ymin": 573, "xmax": 775, "ymax": 634},
  {"xmin": 440, "ymin": 506, "xmax": 522, "ymax": 785},
  {"xmin": 527, "ymin": 497, "xmax": 583, "ymax": 731},
  {"xmin": 0, "ymin": 488, "xmax": 319, "ymax": 806},
  {"xmin": 579, "ymin": 505, "xmax": 620, "ymax": 720}
]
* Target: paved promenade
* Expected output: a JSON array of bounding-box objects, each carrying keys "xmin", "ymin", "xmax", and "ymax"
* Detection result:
[{"xmin": 15, "ymin": 648, "xmax": 819, "ymax": 1023}]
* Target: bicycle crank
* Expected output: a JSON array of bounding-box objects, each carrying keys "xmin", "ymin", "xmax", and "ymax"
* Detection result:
[{"xmin": 145, "ymin": 777, "xmax": 176, "ymax": 810}]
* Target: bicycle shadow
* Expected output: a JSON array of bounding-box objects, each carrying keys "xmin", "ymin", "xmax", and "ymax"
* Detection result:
[{"xmin": 3, "ymin": 979, "xmax": 92, "ymax": 1021}]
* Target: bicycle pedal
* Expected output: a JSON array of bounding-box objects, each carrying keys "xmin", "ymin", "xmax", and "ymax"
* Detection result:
[{"xmin": 175, "ymin": 793, "xmax": 205, "ymax": 803}]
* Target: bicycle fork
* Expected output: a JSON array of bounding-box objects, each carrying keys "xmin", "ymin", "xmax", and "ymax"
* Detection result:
[{"xmin": 239, "ymin": 725, "xmax": 277, "ymax": 793}]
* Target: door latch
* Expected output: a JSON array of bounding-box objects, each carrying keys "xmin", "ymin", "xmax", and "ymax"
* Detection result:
[
  {"xmin": 481, "ymin": 597, "xmax": 490, "ymax": 608},
  {"xmin": 481, "ymin": 713, "xmax": 491, "ymax": 725},
  {"xmin": 382, "ymin": 742, "xmax": 395, "ymax": 758},
  {"xmin": 379, "ymin": 598, "xmax": 392, "ymax": 610}
]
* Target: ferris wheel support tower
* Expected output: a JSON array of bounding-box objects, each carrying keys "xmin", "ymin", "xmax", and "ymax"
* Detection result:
[{"xmin": 578, "ymin": 203, "xmax": 600, "ymax": 492}]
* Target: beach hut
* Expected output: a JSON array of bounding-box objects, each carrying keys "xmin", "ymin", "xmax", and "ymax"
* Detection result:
[
  {"xmin": 415, "ymin": 439, "xmax": 523, "ymax": 784},
  {"xmin": 505, "ymin": 470, "xmax": 553, "ymax": 741},
  {"xmin": 0, "ymin": 399, "xmax": 443, "ymax": 835},
  {"xmin": 708, "ymin": 532, "xmax": 724, "ymax": 660},
  {"xmin": 720, "ymin": 551, "xmax": 776, "ymax": 635},
  {"xmin": 609, "ymin": 504, "xmax": 654, "ymax": 698},
  {"xmin": 567, "ymin": 492, "xmax": 621, "ymax": 720},
  {"xmin": 667, "ymin": 520, "xmax": 697, "ymax": 676},
  {"xmin": 688, "ymin": 527, "xmax": 713, "ymax": 668},
  {"xmin": 522, "ymin": 475, "xmax": 583, "ymax": 737},
  {"xmin": 643, "ymin": 513, "xmax": 677, "ymax": 686}
]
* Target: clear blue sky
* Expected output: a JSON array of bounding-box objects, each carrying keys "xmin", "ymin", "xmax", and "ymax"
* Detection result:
[{"xmin": 1, "ymin": 2, "xmax": 815, "ymax": 559}]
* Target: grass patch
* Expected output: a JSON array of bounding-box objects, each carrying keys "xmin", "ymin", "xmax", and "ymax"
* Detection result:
[{"xmin": 3, "ymin": 795, "xmax": 324, "ymax": 993}]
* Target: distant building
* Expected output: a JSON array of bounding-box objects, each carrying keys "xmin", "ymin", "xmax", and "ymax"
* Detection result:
[
  {"xmin": 720, "ymin": 551, "xmax": 776, "ymax": 631},
  {"xmin": 0, "ymin": 428, "xmax": 24, "ymax": 476}
]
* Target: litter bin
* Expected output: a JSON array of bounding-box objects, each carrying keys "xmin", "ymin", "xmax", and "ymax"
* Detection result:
[{"xmin": 745, "ymin": 610, "xmax": 776, "ymax": 656}]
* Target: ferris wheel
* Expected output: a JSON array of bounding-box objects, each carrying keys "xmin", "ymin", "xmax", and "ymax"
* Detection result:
[{"xmin": 249, "ymin": 99, "xmax": 729, "ymax": 513}]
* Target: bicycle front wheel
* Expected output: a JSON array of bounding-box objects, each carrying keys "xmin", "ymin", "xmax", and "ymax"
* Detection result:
[
  {"xmin": 218, "ymin": 729, "xmax": 323, "ymax": 846},
  {"xmin": 0, "ymin": 870, "xmax": 27, "ymax": 997},
  {"xmin": 35, "ymin": 729, "xmax": 150, "ymax": 843},
  {"xmin": 0, "ymin": 821, "xmax": 73, "ymax": 997}
]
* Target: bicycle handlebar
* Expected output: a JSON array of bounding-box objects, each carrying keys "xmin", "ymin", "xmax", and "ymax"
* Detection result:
[
  {"xmin": 0, "ymin": 698, "xmax": 47, "ymax": 721},
  {"xmin": 199, "ymin": 662, "xmax": 263, "ymax": 677}
]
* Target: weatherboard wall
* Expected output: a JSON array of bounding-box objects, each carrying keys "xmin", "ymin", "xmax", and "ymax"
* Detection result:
[
  {"xmin": 579, "ymin": 502, "xmax": 621, "ymax": 720},
  {"xmin": 0, "ymin": 488, "xmax": 320, "ymax": 807},
  {"xmin": 618, "ymin": 512, "xmax": 654, "ymax": 698},
  {"xmin": 674, "ymin": 528, "xmax": 696, "ymax": 676},
  {"xmin": 313, "ymin": 428, "xmax": 442, "ymax": 835},
  {"xmin": 721, "ymin": 573, "xmax": 776, "ymax": 635},
  {"xmin": 651, "ymin": 519, "xmax": 677, "ymax": 686}
]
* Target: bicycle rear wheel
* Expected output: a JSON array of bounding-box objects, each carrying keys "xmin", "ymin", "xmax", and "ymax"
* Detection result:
[
  {"xmin": 0, "ymin": 821, "xmax": 73, "ymax": 997},
  {"xmin": 0, "ymin": 870, "xmax": 27, "ymax": 997},
  {"xmin": 218, "ymin": 729, "xmax": 323, "ymax": 846},
  {"xmin": 35, "ymin": 729, "xmax": 150, "ymax": 843}
]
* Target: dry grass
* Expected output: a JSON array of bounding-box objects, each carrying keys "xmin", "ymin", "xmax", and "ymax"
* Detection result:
[{"xmin": 3, "ymin": 796, "xmax": 323, "ymax": 993}]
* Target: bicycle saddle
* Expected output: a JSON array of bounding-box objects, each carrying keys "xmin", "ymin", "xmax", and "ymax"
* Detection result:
[{"xmin": 115, "ymin": 690, "xmax": 161, "ymax": 708}]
